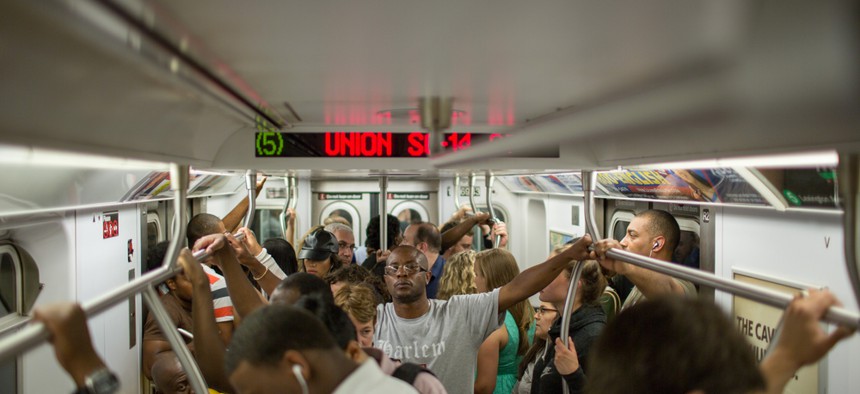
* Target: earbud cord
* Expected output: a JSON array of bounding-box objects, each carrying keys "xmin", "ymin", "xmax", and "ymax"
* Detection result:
[{"xmin": 293, "ymin": 366, "xmax": 309, "ymax": 394}]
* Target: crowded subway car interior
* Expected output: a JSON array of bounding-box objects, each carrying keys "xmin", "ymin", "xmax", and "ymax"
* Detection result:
[{"xmin": 1, "ymin": 0, "xmax": 860, "ymax": 393}]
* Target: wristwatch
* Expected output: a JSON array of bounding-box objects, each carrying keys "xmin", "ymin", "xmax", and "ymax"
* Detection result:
[{"xmin": 75, "ymin": 368, "xmax": 120, "ymax": 394}]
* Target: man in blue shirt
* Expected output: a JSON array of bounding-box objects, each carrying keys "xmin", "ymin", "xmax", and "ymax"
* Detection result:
[{"xmin": 401, "ymin": 222, "xmax": 445, "ymax": 298}]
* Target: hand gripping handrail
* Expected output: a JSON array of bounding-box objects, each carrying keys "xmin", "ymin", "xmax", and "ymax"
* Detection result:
[
  {"xmin": 577, "ymin": 171, "xmax": 860, "ymax": 330},
  {"xmin": 485, "ymin": 171, "xmax": 501, "ymax": 248},
  {"xmin": 0, "ymin": 164, "xmax": 207, "ymax": 394},
  {"xmin": 242, "ymin": 170, "xmax": 257, "ymax": 229},
  {"xmin": 379, "ymin": 177, "xmax": 389, "ymax": 252},
  {"xmin": 558, "ymin": 171, "xmax": 597, "ymax": 394}
]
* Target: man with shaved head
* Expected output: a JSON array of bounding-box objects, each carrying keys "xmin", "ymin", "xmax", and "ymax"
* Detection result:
[
  {"xmin": 591, "ymin": 209, "xmax": 696, "ymax": 309},
  {"xmin": 374, "ymin": 240, "xmax": 592, "ymax": 393},
  {"xmin": 400, "ymin": 222, "xmax": 445, "ymax": 298}
]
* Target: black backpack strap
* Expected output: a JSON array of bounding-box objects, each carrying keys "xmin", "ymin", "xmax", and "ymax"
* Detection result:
[{"xmin": 391, "ymin": 363, "xmax": 435, "ymax": 385}]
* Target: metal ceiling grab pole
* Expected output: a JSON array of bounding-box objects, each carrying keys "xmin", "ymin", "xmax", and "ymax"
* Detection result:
[
  {"xmin": 468, "ymin": 173, "xmax": 479, "ymax": 215},
  {"xmin": 485, "ymin": 171, "xmax": 501, "ymax": 248},
  {"xmin": 379, "ymin": 177, "xmax": 389, "ymax": 252},
  {"xmin": 280, "ymin": 177, "xmax": 292, "ymax": 239},
  {"xmin": 243, "ymin": 170, "xmax": 257, "ymax": 229},
  {"xmin": 453, "ymin": 175, "xmax": 462, "ymax": 212},
  {"xmin": 577, "ymin": 173, "xmax": 860, "ymax": 329},
  {"xmin": 558, "ymin": 171, "xmax": 596, "ymax": 394},
  {"xmin": 0, "ymin": 166, "xmax": 264, "ymax": 362},
  {"xmin": 838, "ymin": 154, "xmax": 860, "ymax": 309}
]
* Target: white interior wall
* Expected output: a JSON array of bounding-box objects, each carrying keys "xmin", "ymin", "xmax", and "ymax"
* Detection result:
[
  {"xmin": 15, "ymin": 214, "xmax": 77, "ymax": 394},
  {"xmin": 715, "ymin": 207, "xmax": 860, "ymax": 393},
  {"xmin": 74, "ymin": 205, "xmax": 141, "ymax": 394}
]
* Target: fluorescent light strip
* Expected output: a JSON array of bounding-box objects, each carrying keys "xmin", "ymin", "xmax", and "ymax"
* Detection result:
[
  {"xmin": 631, "ymin": 151, "xmax": 839, "ymax": 170},
  {"xmin": 0, "ymin": 145, "xmax": 168, "ymax": 170}
]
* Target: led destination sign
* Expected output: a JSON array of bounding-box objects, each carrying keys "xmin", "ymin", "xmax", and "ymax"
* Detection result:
[{"xmin": 255, "ymin": 132, "xmax": 558, "ymax": 158}]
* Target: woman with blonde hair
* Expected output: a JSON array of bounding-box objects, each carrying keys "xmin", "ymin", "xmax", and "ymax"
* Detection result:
[
  {"xmin": 474, "ymin": 248, "xmax": 535, "ymax": 394},
  {"xmin": 436, "ymin": 250, "xmax": 478, "ymax": 300}
]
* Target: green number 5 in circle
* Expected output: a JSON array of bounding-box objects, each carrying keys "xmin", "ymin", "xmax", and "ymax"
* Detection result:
[{"xmin": 256, "ymin": 132, "xmax": 284, "ymax": 156}]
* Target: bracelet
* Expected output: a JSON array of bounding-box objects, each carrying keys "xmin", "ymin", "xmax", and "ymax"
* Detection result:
[{"xmin": 253, "ymin": 266, "xmax": 269, "ymax": 281}]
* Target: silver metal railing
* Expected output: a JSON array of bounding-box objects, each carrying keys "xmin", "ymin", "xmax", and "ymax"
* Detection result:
[
  {"xmin": 379, "ymin": 176, "xmax": 389, "ymax": 252},
  {"xmin": 242, "ymin": 170, "xmax": 257, "ymax": 229},
  {"xmin": 485, "ymin": 171, "xmax": 502, "ymax": 248},
  {"xmin": 0, "ymin": 164, "xmax": 264, "ymax": 394}
]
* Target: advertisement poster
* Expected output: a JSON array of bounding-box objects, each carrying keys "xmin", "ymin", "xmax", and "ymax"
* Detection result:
[
  {"xmin": 498, "ymin": 175, "xmax": 544, "ymax": 193},
  {"xmin": 549, "ymin": 229, "xmax": 576, "ymax": 253},
  {"xmin": 781, "ymin": 169, "xmax": 838, "ymax": 208},
  {"xmin": 532, "ymin": 174, "xmax": 574, "ymax": 194},
  {"xmin": 596, "ymin": 169, "xmax": 767, "ymax": 205},
  {"xmin": 732, "ymin": 273, "xmax": 820, "ymax": 394},
  {"xmin": 555, "ymin": 173, "xmax": 583, "ymax": 193}
]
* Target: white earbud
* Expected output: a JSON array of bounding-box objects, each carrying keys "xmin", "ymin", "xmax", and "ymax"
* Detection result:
[
  {"xmin": 652, "ymin": 241, "xmax": 660, "ymax": 250},
  {"xmin": 292, "ymin": 364, "xmax": 309, "ymax": 394}
]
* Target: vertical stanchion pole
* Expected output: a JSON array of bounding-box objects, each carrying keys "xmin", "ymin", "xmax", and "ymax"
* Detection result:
[
  {"xmin": 166, "ymin": 164, "xmax": 189, "ymax": 270},
  {"xmin": 559, "ymin": 170, "xmax": 597, "ymax": 394},
  {"xmin": 838, "ymin": 154, "xmax": 860, "ymax": 309},
  {"xmin": 243, "ymin": 170, "xmax": 257, "ymax": 229},
  {"xmin": 485, "ymin": 171, "xmax": 501, "ymax": 248},
  {"xmin": 379, "ymin": 177, "xmax": 389, "ymax": 252}
]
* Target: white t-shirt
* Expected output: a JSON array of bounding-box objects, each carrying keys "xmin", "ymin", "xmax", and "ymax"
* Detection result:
[
  {"xmin": 332, "ymin": 359, "xmax": 417, "ymax": 394},
  {"xmin": 374, "ymin": 289, "xmax": 503, "ymax": 393}
]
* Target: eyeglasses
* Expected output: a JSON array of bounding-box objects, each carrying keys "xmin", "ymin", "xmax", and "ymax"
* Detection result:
[
  {"xmin": 536, "ymin": 306, "xmax": 559, "ymax": 316},
  {"xmin": 338, "ymin": 242, "xmax": 356, "ymax": 251},
  {"xmin": 384, "ymin": 264, "xmax": 427, "ymax": 276}
]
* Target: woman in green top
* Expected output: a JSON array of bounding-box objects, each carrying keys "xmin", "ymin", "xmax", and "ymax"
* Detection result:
[{"xmin": 474, "ymin": 249, "xmax": 536, "ymax": 394}]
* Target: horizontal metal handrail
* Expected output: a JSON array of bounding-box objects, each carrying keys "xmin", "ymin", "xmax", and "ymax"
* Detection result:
[{"xmin": 605, "ymin": 248, "xmax": 860, "ymax": 328}]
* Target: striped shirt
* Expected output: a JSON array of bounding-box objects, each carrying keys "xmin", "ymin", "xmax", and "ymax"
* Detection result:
[{"xmin": 201, "ymin": 264, "xmax": 235, "ymax": 323}]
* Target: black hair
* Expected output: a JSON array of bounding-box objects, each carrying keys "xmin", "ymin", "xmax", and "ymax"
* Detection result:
[
  {"xmin": 365, "ymin": 214, "xmax": 401, "ymax": 250},
  {"xmin": 144, "ymin": 240, "xmax": 171, "ymax": 275},
  {"xmin": 588, "ymin": 297, "xmax": 765, "ymax": 394},
  {"xmin": 413, "ymin": 222, "xmax": 441, "ymax": 252},
  {"xmin": 293, "ymin": 295, "xmax": 357, "ymax": 350},
  {"xmin": 636, "ymin": 209, "xmax": 681, "ymax": 253},
  {"xmin": 263, "ymin": 238, "xmax": 298, "ymax": 275},
  {"xmin": 274, "ymin": 273, "xmax": 334, "ymax": 304},
  {"xmin": 225, "ymin": 305, "xmax": 338, "ymax": 374},
  {"xmin": 187, "ymin": 213, "xmax": 223, "ymax": 247}
]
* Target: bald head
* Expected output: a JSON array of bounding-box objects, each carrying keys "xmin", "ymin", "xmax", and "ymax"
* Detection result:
[
  {"xmin": 636, "ymin": 210, "xmax": 680, "ymax": 253},
  {"xmin": 151, "ymin": 351, "xmax": 191, "ymax": 394},
  {"xmin": 390, "ymin": 245, "xmax": 429, "ymax": 270}
]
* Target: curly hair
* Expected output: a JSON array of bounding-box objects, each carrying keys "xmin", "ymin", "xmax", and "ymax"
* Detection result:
[
  {"xmin": 333, "ymin": 284, "xmax": 379, "ymax": 325},
  {"xmin": 436, "ymin": 250, "xmax": 477, "ymax": 300}
]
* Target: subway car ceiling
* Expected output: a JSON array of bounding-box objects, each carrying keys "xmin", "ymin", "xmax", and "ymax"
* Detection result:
[{"xmin": 0, "ymin": 0, "xmax": 858, "ymax": 174}]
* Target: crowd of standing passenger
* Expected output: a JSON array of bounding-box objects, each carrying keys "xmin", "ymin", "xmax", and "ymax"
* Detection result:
[{"xmin": 33, "ymin": 205, "xmax": 854, "ymax": 394}]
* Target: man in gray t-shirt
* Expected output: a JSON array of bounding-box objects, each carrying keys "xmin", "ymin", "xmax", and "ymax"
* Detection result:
[{"xmin": 374, "ymin": 241, "xmax": 591, "ymax": 393}]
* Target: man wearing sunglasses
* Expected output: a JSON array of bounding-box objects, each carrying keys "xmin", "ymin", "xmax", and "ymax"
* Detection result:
[{"xmin": 374, "ymin": 237, "xmax": 592, "ymax": 394}]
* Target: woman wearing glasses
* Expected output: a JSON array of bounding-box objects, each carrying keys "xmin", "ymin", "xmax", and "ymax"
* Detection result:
[
  {"xmin": 513, "ymin": 302, "xmax": 560, "ymax": 394},
  {"xmin": 531, "ymin": 245, "xmax": 607, "ymax": 394}
]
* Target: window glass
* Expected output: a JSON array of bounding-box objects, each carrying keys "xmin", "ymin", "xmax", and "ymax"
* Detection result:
[
  {"xmin": 253, "ymin": 209, "xmax": 283, "ymax": 242},
  {"xmin": 0, "ymin": 358, "xmax": 15, "ymax": 394},
  {"xmin": 673, "ymin": 230, "xmax": 700, "ymax": 269},
  {"xmin": 397, "ymin": 209, "xmax": 423, "ymax": 233},
  {"xmin": 612, "ymin": 220, "xmax": 630, "ymax": 241},
  {"xmin": 0, "ymin": 254, "xmax": 17, "ymax": 319},
  {"xmin": 327, "ymin": 209, "xmax": 353, "ymax": 227}
]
